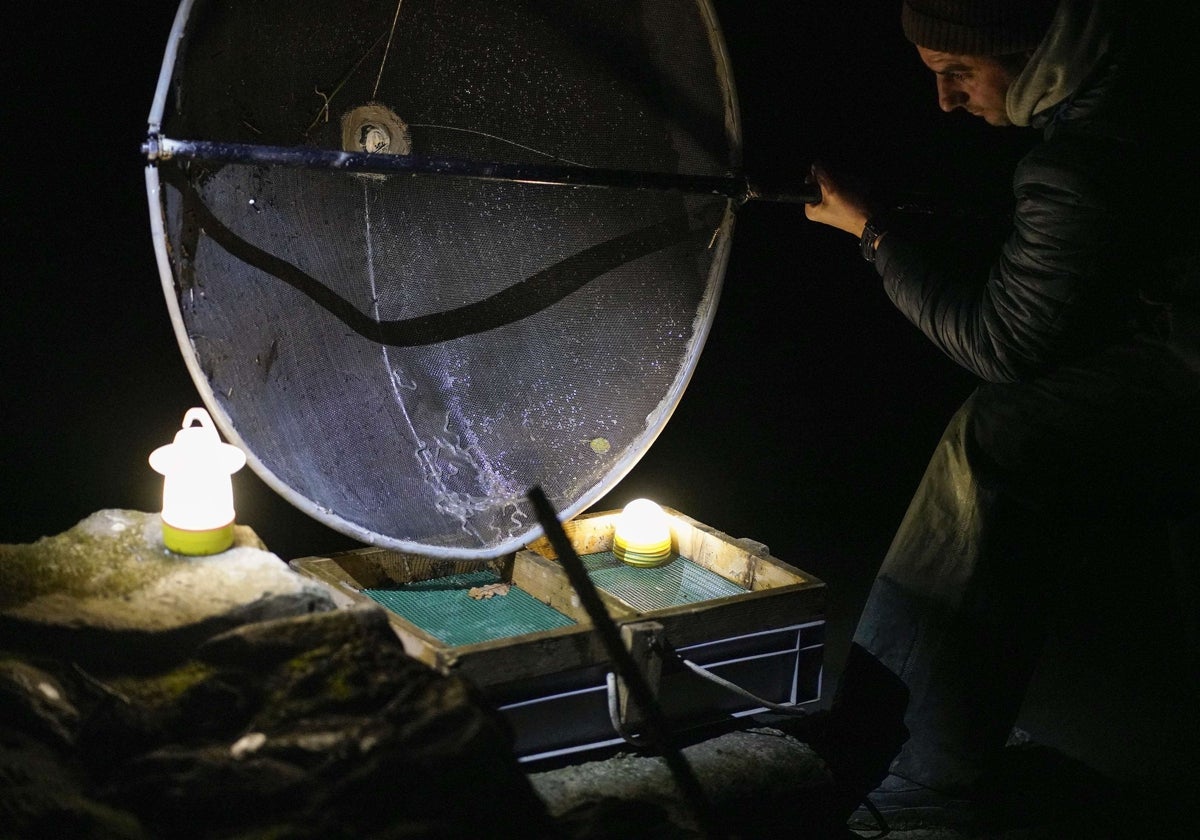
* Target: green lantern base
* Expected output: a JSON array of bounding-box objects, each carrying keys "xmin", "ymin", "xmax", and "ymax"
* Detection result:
[
  {"xmin": 613, "ymin": 535, "xmax": 672, "ymax": 568},
  {"xmin": 162, "ymin": 518, "xmax": 235, "ymax": 556}
]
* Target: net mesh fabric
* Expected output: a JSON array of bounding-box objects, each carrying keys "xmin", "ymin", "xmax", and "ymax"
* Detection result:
[{"xmin": 152, "ymin": 0, "xmax": 737, "ymax": 556}]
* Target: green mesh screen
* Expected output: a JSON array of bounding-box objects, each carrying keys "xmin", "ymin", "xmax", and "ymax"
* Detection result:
[
  {"xmin": 581, "ymin": 551, "xmax": 746, "ymax": 611},
  {"xmin": 363, "ymin": 553, "xmax": 747, "ymax": 648},
  {"xmin": 363, "ymin": 570, "xmax": 575, "ymax": 646}
]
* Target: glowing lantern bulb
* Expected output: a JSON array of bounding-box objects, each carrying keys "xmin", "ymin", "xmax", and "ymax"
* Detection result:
[
  {"xmin": 613, "ymin": 498, "xmax": 672, "ymax": 568},
  {"xmin": 149, "ymin": 407, "xmax": 246, "ymax": 555}
]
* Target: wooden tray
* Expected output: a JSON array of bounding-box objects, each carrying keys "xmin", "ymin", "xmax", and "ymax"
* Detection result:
[{"xmin": 291, "ymin": 507, "xmax": 825, "ymax": 761}]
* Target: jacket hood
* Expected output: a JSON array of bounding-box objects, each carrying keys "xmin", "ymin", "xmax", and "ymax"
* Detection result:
[{"xmin": 1006, "ymin": 0, "xmax": 1116, "ymax": 126}]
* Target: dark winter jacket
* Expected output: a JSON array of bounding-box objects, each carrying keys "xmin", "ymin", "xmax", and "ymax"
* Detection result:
[{"xmin": 874, "ymin": 1, "xmax": 1199, "ymax": 383}]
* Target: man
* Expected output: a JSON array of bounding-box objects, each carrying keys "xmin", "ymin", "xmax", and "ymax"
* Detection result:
[{"xmin": 804, "ymin": 0, "xmax": 1200, "ymax": 830}]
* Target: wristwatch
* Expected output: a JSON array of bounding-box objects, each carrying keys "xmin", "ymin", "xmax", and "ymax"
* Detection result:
[{"xmin": 860, "ymin": 216, "xmax": 886, "ymax": 264}]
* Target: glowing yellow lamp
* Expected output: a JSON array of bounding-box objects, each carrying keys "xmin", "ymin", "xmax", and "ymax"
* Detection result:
[
  {"xmin": 612, "ymin": 498, "xmax": 673, "ymax": 568},
  {"xmin": 149, "ymin": 407, "xmax": 246, "ymax": 555}
]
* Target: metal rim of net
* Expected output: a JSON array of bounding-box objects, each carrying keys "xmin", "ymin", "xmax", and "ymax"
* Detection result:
[{"xmin": 144, "ymin": 0, "xmax": 744, "ymax": 559}]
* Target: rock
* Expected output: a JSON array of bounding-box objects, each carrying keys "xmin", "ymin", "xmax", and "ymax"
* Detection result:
[
  {"xmin": 554, "ymin": 798, "xmax": 698, "ymax": 840},
  {"xmin": 95, "ymin": 608, "xmax": 554, "ymax": 839},
  {"xmin": 0, "ymin": 726, "xmax": 146, "ymax": 840},
  {"xmin": 0, "ymin": 660, "xmax": 80, "ymax": 748},
  {"xmin": 0, "ymin": 513, "xmax": 554, "ymax": 839},
  {"xmin": 0, "ymin": 510, "xmax": 336, "ymax": 670},
  {"xmin": 529, "ymin": 728, "xmax": 835, "ymax": 838}
]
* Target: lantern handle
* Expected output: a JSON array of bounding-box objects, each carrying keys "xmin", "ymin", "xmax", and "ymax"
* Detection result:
[{"xmin": 182, "ymin": 406, "xmax": 217, "ymax": 431}]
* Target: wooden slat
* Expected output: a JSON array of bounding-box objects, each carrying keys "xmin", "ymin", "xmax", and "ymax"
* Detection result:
[
  {"xmin": 438, "ymin": 623, "xmax": 611, "ymax": 687},
  {"xmin": 666, "ymin": 509, "xmax": 813, "ymax": 591},
  {"xmin": 331, "ymin": 547, "xmax": 513, "ymax": 588},
  {"xmin": 524, "ymin": 510, "xmax": 617, "ymax": 559},
  {"xmin": 512, "ymin": 549, "xmax": 635, "ymax": 623},
  {"xmin": 618, "ymin": 621, "xmax": 666, "ymax": 727},
  {"xmin": 642, "ymin": 584, "xmax": 825, "ymax": 649}
]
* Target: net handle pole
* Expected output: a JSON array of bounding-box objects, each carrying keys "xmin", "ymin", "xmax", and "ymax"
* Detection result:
[
  {"xmin": 143, "ymin": 135, "xmax": 820, "ymax": 204},
  {"xmin": 525, "ymin": 486, "xmax": 725, "ymax": 840}
]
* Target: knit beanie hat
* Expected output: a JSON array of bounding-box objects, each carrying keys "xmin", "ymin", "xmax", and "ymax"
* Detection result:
[{"xmin": 901, "ymin": 0, "xmax": 1059, "ymax": 55}]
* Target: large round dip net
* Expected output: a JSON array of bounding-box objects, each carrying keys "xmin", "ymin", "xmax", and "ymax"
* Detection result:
[{"xmin": 145, "ymin": 0, "xmax": 741, "ymax": 558}]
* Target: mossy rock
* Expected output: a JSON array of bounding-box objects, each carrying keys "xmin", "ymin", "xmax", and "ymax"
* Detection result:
[{"xmin": 0, "ymin": 511, "xmax": 335, "ymax": 670}]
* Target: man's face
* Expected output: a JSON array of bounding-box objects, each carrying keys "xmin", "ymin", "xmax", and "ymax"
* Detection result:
[{"xmin": 916, "ymin": 46, "xmax": 1021, "ymax": 126}]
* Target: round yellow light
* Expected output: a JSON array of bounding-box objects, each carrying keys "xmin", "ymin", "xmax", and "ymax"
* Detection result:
[{"xmin": 613, "ymin": 498, "xmax": 673, "ymax": 568}]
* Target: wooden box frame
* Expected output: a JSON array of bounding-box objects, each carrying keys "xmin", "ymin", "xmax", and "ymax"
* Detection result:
[{"xmin": 291, "ymin": 507, "xmax": 825, "ymax": 761}]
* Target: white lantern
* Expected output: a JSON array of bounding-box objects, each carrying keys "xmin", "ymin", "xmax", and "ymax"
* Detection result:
[
  {"xmin": 149, "ymin": 407, "xmax": 246, "ymax": 555},
  {"xmin": 612, "ymin": 498, "xmax": 673, "ymax": 568}
]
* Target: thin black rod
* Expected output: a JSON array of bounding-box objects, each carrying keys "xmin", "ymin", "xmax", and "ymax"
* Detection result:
[
  {"xmin": 526, "ymin": 486, "xmax": 724, "ymax": 840},
  {"xmin": 145, "ymin": 135, "xmax": 820, "ymax": 204}
]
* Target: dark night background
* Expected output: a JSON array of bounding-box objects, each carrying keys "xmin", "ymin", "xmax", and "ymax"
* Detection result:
[{"xmin": 3, "ymin": 0, "xmax": 1193, "ymax": 804}]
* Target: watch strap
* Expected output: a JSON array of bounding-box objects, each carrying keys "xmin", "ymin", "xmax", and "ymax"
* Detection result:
[{"xmin": 860, "ymin": 216, "xmax": 886, "ymax": 263}]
